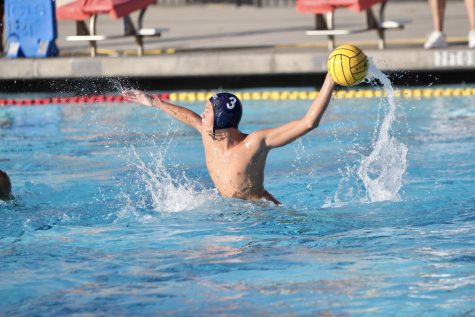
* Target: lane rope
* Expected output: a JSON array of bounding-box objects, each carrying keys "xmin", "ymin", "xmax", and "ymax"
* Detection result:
[{"xmin": 1, "ymin": 87, "xmax": 474, "ymax": 106}]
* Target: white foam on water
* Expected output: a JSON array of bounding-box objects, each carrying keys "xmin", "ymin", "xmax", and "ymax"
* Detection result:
[
  {"xmin": 324, "ymin": 162, "xmax": 365, "ymax": 208},
  {"xmin": 131, "ymin": 146, "xmax": 215, "ymax": 212},
  {"xmin": 357, "ymin": 60, "xmax": 408, "ymax": 202},
  {"xmin": 324, "ymin": 59, "xmax": 408, "ymax": 207},
  {"xmin": 114, "ymin": 126, "xmax": 218, "ymax": 219}
]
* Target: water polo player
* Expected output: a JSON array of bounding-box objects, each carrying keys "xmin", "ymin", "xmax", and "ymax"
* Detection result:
[
  {"xmin": 123, "ymin": 74, "xmax": 335, "ymax": 205},
  {"xmin": 0, "ymin": 170, "xmax": 13, "ymax": 201},
  {"xmin": 208, "ymin": 92, "xmax": 242, "ymax": 138}
]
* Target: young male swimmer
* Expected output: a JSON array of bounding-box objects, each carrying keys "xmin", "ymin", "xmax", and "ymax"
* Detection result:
[{"xmin": 123, "ymin": 74, "xmax": 335, "ymax": 205}]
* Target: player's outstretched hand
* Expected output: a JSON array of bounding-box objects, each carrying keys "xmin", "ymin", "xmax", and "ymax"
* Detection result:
[{"xmin": 122, "ymin": 89, "xmax": 153, "ymax": 107}]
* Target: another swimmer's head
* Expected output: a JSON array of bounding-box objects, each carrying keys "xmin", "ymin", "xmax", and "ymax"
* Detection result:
[
  {"xmin": 208, "ymin": 92, "xmax": 242, "ymax": 134},
  {"xmin": 0, "ymin": 170, "xmax": 12, "ymax": 201}
]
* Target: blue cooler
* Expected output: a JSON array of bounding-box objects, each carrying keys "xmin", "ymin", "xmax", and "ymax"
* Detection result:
[{"xmin": 5, "ymin": 0, "xmax": 58, "ymax": 58}]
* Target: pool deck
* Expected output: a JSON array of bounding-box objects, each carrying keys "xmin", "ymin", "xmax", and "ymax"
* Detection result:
[{"xmin": 0, "ymin": 1, "xmax": 474, "ymax": 87}]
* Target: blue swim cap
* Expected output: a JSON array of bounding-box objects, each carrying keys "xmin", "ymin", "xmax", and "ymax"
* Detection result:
[{"xmin": 209, "ymin": 92, "xmax": 242, "ymax": 133}]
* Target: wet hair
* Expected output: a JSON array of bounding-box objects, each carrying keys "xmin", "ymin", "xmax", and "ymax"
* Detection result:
[
  {"xmin": 0, "ymin": 170, "xmax": 12, "ymax": 201},
  {"xmin": 209, "ymin": 92, "xmax": 243, "ymax": 134}
]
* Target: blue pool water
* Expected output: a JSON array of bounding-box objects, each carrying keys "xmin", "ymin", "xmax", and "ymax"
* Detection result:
[{"xmin": 1, "ymin": 86, "xmax": 474, "ymax": 316}]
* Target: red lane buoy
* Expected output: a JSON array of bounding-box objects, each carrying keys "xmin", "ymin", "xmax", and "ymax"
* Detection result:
[
  {"xmin": 0, "ymin": 92, "xmax": 173, "ymax": 106},
  {"xmin": 78, "ymin": 96, "xmax": 89, "ymax": 103},
  {"xmin": 70, "ymin": 96, "xmax": 80, "ymax": 103},
  {"xmin": 51, "ymin": 97, "xmax": 62, "ymax": 104}
]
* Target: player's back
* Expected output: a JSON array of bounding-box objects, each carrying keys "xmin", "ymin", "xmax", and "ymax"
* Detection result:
[{"xmin": 202, "ymin": 131, "xmax": 269, "ymax": 201}]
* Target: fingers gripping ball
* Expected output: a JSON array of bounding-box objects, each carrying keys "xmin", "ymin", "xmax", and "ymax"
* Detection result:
[{"xmin": 327, "ymin": 44, "xmax": 368, "ymax": 86}]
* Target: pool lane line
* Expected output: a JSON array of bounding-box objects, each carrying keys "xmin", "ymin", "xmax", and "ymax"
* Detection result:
[
  {"xmin": 162, "ymin": 88, "xmax": 475, "ymax": 101},
  {"xmin": 0, "ymin": 94, "xmax": 167, "ymax": 106},
  {"xmin": 1, "ymin": 88, "xmax": 474, "ymax": 106}
]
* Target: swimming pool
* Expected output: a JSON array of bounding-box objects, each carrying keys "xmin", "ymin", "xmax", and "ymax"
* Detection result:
[{"xmin": 1, "ymin": 85, "xmax": 474, "ymax": 316}]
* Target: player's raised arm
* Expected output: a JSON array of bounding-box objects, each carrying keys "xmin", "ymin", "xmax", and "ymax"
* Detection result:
[
  {"xmin": 123, "ymin": 89, "xmax": 202, "ymax": 132},
  {"xmin": 252, "ymin": 44, "xmax": 368, "ymax": 150},
  {"xmin": 253, "ymin": 74, "xmax": 335, "ymax": 149}
]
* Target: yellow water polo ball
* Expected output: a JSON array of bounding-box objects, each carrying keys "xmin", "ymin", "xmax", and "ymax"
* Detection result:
[{"xmin": 327, "ymin": 44, "xmax": 368, "ymax": 86}]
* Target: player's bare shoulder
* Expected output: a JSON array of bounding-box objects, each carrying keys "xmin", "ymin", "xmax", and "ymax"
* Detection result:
[{"xmin": 235, "ymin": 131, "xmax": 269, "ymax": 158}]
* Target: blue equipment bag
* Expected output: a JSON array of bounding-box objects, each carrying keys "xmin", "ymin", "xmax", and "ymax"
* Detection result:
[{"xmin": 5, "ymin": 0, "xmax": 58, "ymax": 58}]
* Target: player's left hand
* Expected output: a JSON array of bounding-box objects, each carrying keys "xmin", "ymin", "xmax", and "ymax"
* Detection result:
[{"xmin": 122, "ymin": 89, "xmax": 153, "ymax": 107}]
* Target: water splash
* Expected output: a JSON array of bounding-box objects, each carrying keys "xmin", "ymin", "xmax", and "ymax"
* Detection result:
[
  {"xmin": 357, "ymin": 60, "xmax": 408, "ymax": 202},
  {"xmin": 130, "ymin": 147, "xmax": 213, "ymax": 212},
  {"xmin": 325, "ymin": 162, "xmax": 366, "ymax": 208},
  {"xmin": 116, "ymin": 128, "xmax": 217, "ymax": 217},
  {"xmin": 325, "ymin": 59, "xmax": 408, "ymax": 207}
]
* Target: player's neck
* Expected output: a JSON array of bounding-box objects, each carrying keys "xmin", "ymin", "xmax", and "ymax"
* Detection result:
[{"xmin": 212, "ymin": 128, "xmax": 242, "ymax": 148}]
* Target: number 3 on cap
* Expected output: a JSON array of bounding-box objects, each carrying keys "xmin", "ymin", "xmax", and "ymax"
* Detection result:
[{"xmin": 226, "ymin": 97, "xmax": 237, "ymax": 110}]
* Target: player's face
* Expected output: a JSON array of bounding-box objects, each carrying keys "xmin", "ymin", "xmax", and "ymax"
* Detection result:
[{"xmin": 201, "ymin": 101, "xmax": 214, "ymax": 131}]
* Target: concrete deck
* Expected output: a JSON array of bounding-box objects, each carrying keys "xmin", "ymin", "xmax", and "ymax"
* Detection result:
[{"xmin": 0, "ymin": 1, "xmax": 474, "ymax": 84}]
